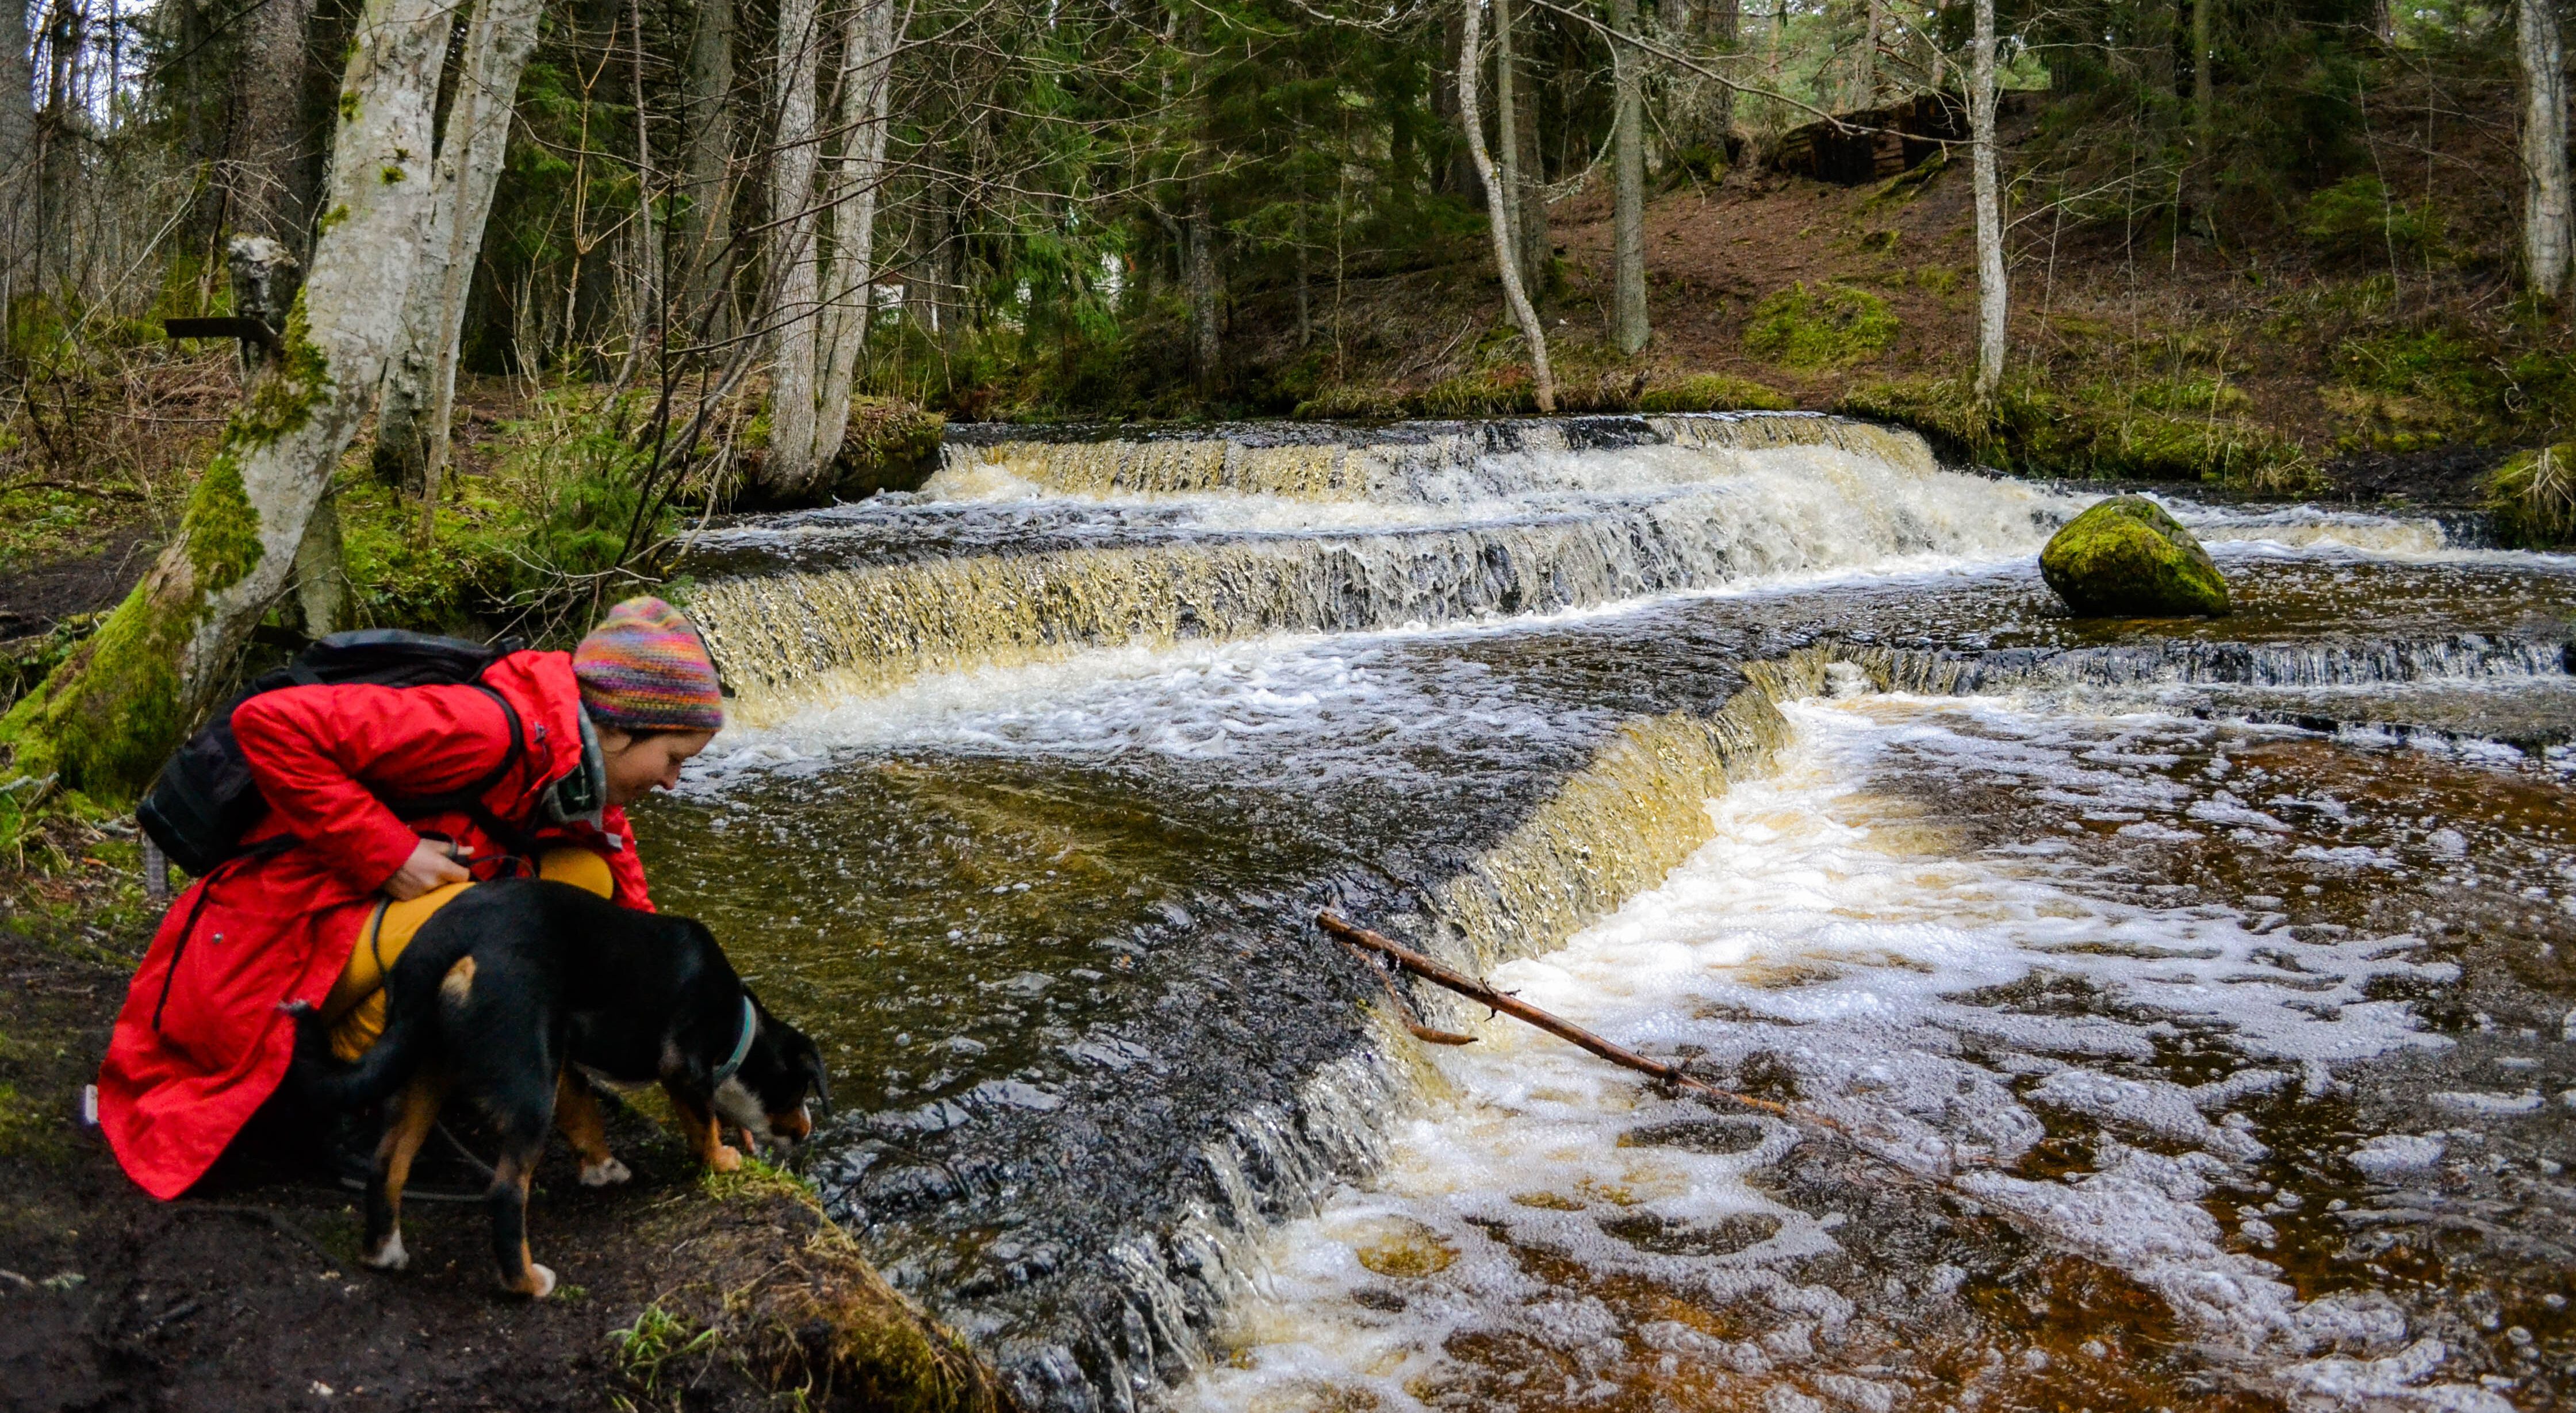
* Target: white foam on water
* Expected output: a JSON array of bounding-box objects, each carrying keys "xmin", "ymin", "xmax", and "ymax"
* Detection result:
[
  {"xmin": 2168, "ymin": 501, "xmax": 2455, "ymax": 557},
  {"xmin": 1181, "ymin": 696, "xmax": 2483, "ymax": 1412},
  {"xmin": 683, "ymin": 630, "xmax": 1621, "ymax": 793}
]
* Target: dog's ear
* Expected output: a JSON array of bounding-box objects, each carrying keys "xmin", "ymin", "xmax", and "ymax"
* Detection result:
[
  {"xmin": 803, "ymin": 1038, "xmax": 831, "ymax": 1116},
  {"xmin": 751, "ymin": 992, "xmax": 830, "ymax": 1116}
]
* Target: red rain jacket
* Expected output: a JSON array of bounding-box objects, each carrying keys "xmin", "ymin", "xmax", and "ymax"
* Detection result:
[{"xmin": 98, "ymin": 650, "xmax": 656, "ymax": 1199}]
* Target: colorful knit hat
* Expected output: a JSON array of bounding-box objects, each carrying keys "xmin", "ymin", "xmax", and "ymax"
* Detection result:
[{"xmin": 573, "ymin": 597, "xmax": 724, "ymax": 732}]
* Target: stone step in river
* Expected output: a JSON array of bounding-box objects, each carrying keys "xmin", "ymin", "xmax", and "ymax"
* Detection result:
[{"xmin": 655, "ymin": 414, "xmax": 2576, "ymax": 1412}]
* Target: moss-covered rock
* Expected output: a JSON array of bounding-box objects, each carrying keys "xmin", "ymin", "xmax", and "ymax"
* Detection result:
[
  {"xmin": 833, "ymin": 397, "xmax": 946, "ymax": 499},
  {"xmin": 2040, "ymin": 496, "xmax": 2231, "ymax": 617}
]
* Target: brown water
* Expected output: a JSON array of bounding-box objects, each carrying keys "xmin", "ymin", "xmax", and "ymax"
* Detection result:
[{"xmin": 653, "ymin": 416, "xmax": 2576, "ymax": 1412}]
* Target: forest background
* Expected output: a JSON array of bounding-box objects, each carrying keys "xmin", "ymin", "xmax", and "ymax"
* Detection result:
[{"xmin": 0, "ymin": 0, "xmax": 2573, "ymax": 844}]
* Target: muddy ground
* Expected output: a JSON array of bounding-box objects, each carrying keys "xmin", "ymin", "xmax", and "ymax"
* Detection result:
[{"xmin": 0, "ymin": 827, "xmax": 1005, "ymax": 1413}]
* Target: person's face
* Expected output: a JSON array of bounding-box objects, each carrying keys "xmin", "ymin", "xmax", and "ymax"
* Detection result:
[{"xmin": 599, "ymin": 728, "xmax": 717, "ymax": 807}]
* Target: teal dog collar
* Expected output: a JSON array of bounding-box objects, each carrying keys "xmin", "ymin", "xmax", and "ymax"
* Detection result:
[{"xmin": 712, "ymin": 995, "xmax": 757, "ymax": 1086}]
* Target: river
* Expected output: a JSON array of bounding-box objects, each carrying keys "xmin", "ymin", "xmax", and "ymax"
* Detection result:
[{"xmin": 642, "ymin": 415, "xmax": 2575, "ymax": 1412}]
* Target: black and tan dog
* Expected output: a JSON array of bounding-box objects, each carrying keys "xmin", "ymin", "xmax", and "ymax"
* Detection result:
[{"xmin": 290, "ymin": 879, "xmax": 827, "ymax": 1298}]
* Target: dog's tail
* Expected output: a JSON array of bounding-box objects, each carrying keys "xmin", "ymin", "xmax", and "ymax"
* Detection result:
[{"xmin": 282, "ymin": 971, "xmax": 443, "ymax": 1108}]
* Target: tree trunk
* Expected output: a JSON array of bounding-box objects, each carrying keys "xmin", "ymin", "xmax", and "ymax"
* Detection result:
[
  {"xmin": 757, "ymin": 0, "xmax": 892, "ymax": 498},
  {"xmin": 807, "ymin": 0, "xmax": 894, "ymax": 473},
  {"xmin": 292, "ymin": 492, "xmax": 347, "ymax": 638},
  {"xmin": 674, "ymin": 0, "xmax": 737, "ymax": 339},
  {"xmin": 1494, "ymin": 0, "xmax": 1525, "ymax": 273},
  {"xmin": 1970, "ymin": 0, "xmax": 2006, "ymax": 402},
  {"xmin": 1183, "ymin": 7, "xmax": 1221, "ymax": 397},
  {"xmin": 2520, "ymin": 0, "xmax": 2571, "ymax": 300},
  {"xmin": 224, "ymin": 0, "xmax": 320, "ymax": 250},
  {"xmin": 1610, "ymin": 0, "xmax": 1649, "ymax": 355},
  {"xmin": 2192, "ymin": 0, "xmax": 2213, "ymax": 139},
  {"xmin": 1, "ymin": 0, "xmax": 453, "ymax": 800},
  {"xmin": 1435, "ymin": 6, "xmax": 1479, "ymax": 199},
  {"xmin": 1511, "ymin": 12, "xmax": 1546, "ymax": 281},
  {"xmin": 369, "ymin": 0, "xmax": 547, "ymax": 494},
  {"xmin": 1857, "ymin": 0, "xmax": 1880, "ymax": 109},
  {"xmin": 626, "ymin": 0, "xmax": 661, "ymax": 359},
  {"xmin": 0, "ymin": 0, "xmax": 33, "ymax": 298},
  {"xmin": 762, "ymin": 0, "xmax": 826, "ymax": 491},
  {"xmin": 1459, "ymin": 0, "xmax": 1554, "ymax": 412},
  {"xmin": 1688, "ymin": 0, "xmax": 1739, "ymax": 158}
]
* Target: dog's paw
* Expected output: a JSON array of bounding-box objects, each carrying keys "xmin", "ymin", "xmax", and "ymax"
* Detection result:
[
  {"xmin": 362, "ymin": 1232, "xmax": 409, "ymax": 1271},
  {"xmin": 520, "ymin": 1263, "xmax": 557, "ymax": 1300},
  {"xmin": 707, "ymin": 1142, "xmax": 742, "ymax": 1174},
  {"xmin": 579, "ymin": 1155, "xmax": 631, "ymax": 1187}
]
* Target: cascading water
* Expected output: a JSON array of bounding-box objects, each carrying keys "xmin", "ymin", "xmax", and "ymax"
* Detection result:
[{"xmin": 643, "ymin": 413, "xmax": 2576, "ymax": 1412}]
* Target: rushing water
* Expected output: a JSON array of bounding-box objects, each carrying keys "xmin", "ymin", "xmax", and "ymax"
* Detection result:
[{"xmin": 647, "ymin": 415, "xmax": 2576, "ymax": 1412}]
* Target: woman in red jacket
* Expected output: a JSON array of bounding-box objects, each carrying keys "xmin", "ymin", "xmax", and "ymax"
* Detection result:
[{"xmin": 98, "ymin": 598, "xmax": 726, "ymax": 1200}]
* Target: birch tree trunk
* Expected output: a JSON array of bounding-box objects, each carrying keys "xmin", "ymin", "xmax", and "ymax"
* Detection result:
[
  {"xmin": 1, "ymin": 0, "xmax": 453, "ymax": 798},
  {"xmin": 1969, "ymin": 0, "xmax": 2006, "ymax": 404},
  {"xmin": 1460, "ymin": 0, "xmax": 1555, "ymax": 412},
  {"xmin": 762, "ymin": 0, "xmax": 826, "ymax": 492},
  {"xmin": 759, "ymin": 0, "xmax": 894, "ymax": 497},
  {"xmin": 2520, "ymin": 0, "xmax": 2571, "ymax": 301},
  {"xmin": 808, "ymin": 0, "xmax": 894, "ymax": 472},
  {"xmin": 368, "ymin": 0, "xmax": 546, "ymax": 494},
  {"xmin": 1610, "ymin": 0, "xmax": 1649, "ymax": 355}
]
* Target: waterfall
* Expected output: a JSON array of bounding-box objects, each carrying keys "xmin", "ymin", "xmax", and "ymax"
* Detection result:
[
  {"xmin": 683, "ymin": 415, "xmax": 2068, "ymax": 719},
  {"xmin": 938, "ymin": 413, "xmax": 1937, "ymax": 502}
]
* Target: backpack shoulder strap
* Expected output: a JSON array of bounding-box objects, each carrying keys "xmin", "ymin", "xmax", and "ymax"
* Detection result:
[{"xmin": 382, "ymin": 682, "xmax": 542, "ymax": 861}]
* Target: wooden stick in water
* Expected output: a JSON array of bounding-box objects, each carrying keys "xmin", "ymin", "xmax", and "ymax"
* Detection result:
[
  {"xmin": 1317, "ymin": 911, "xmax": 1792, "ymax": 1120},
  {"xmin": 1334, "ymin": 938, "xmax": 1478, "ymax": 1046}
]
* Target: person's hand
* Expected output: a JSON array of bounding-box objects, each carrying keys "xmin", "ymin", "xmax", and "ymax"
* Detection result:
[{"xmin": 384, "ymin": 838, "xmax": 473, "ymax": 900}]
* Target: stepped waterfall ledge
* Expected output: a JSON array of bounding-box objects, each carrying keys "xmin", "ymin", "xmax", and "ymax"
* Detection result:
[
  {"xmin": 638, "ymin": 416, "xmax": 2576, "ymax": 1411},
  {"xmin": 680, "ymin": 414, "xmax": 2061, "ymax": 717}
]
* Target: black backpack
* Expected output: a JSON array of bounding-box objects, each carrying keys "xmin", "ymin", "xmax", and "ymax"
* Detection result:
[{"xmin": 138, "ymin": 629, "xmax": 528, "ymax": 877}]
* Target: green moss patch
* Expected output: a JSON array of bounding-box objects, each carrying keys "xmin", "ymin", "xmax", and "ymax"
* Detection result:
[
  {"xmin": 1837, "ymin": 376, "xmax": 2307, "ymax": 489},
  {"xmin": 1292, "ymin": 383, "xmax": 1409, "ymax": 420},
  {"xmin": 1637, "ymin": 373, "xmax": 1795, "ymax": 414},
  {"xmin": 1743, "ymin": 283, "xmax": 1899, "ymax": 371}
]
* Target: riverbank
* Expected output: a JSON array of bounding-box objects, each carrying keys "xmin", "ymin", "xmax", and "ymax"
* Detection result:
[{"xmin": 0, "ymin": 819, "xmax": 1012, "ymax": 1413}]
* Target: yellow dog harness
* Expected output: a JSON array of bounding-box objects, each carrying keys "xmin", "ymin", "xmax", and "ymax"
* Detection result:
[{"xmin": 319, "ymin": 847, "xmax": 615, "ymax": 1062}]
